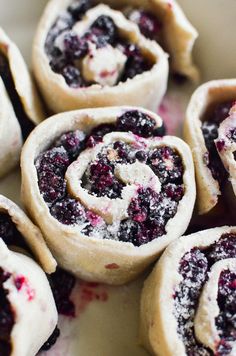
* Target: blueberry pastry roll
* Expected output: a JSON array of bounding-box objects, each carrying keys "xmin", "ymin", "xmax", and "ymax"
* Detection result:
[
  {"xmin": 184, "ymin": 79, "xmax": 236, "ymax": 214},
  {"xmin": 0, "ymin": 195, "xmax": 56, "ymax": 273},
  {"xmin": 0, "ymin": 195, "xmax": 58, "ymax": 355},
  {"xmin": 140, "ymin": 226, "xmax": 236, "ymax": 356},
  {"xmin": 104, "ymin": 0, "xmax": 199, "ymax": 80},
  {"xmin": 21, "ymin": 107, "xmax": 195, "ymax": 285},
  {"xmin": 0, "ymin": 79, "xmax": 22, "ymax": 178},
  {"xmin": 0, "ymin": 28, "xmax": 44, "ymax": 177},
  {"xmin": 32, "ymin": 2, "xmax": 168, "ymax": 113},
  {"xmin": 215, "ymin": 104, "xmax": 236, "ymax": 197}
]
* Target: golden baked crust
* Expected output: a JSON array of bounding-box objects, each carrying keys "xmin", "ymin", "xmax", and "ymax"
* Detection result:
[
  {"xmin": 140, "ymin": 226, "xmax": 236, "ymax": 356},
  {"xmin": 32, "ymin": 0, "xmax": 169, "ymax": 113},
  {"xmin": 184, "ymin": 79, "xmax": 236, "ymax": 214},
  {"xmin": 21, "ymin": 106, "xmax": 196, "ymax": 285}
]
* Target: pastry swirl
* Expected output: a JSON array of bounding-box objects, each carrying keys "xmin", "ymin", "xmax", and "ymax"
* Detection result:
[
  {"xmin": 117, "ymin": 0, "xmax": 199, "ymax": 79},
  {"xmin": 0, "ymin": 195, "xmax": 57, "ymax": 356},
  {"xmin": 184, "ymin": 79, "xmax": 236, "ymax": 214},
  {"xmin": 21, "ymin": 107, "xmax": 196, "ymax": 285},
  {"xmin": 140, "ymin": 226, "xmax": 236, "ymax": 356},
  {"xmin": 0, "ymin": 28, "xmax": 44, "ymax": 178},
  {"xmin": 32, "ymin": 0, "xmax": 169, "ymax": 113}
]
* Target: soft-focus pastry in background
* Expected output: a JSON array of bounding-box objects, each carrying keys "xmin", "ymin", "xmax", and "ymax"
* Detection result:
[
  {"xmin": 140, "ymin": 226, "xmax": 236, "ymax": 356},
  {"xmin": 184, "ymin": 79, "xmax": 236, "ymax": 215},
  {"xmin": 104, "ymin": 0, "xmax": 199, "ymax": 79},
  {"xmin": 0, "ymin": 28, "xmax": 44, "ymax": 178},
  {"xmin": 32, "ymin": 0, "xmax": 173, "ymax": 113},
  {"xmin": 215, "ymin": 103, "xmax": 236, "ymax": 197}
]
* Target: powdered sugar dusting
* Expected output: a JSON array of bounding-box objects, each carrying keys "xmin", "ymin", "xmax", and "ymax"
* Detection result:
[
  {"xmin": 36, "ymin": 107, "xmax": 186, "ymax": 246},
  {"xmin": 173, "ymin": 234, "xmax": 236, "ymax": 354}
]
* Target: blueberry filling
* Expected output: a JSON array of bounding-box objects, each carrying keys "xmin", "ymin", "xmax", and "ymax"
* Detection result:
[
  {"xmin": 90, "ymin": 15, "xmax": 118, "ymax": 46},
  {"xmin": 0, "ymin": 52, "xmax": 35, "ymax": 140},
  {"xmin": 116, "ymin": 110, "xmax": 157, "ymax": 138},
  {"xmin": 227, "ymin": 128, "xmax": 236, "ymax": 143},
  {"xmin": 40, "ymin": 326, "xmax": 60, "ymax": 351},
  {"xmin": 175, "ymin": 249, "xmax": 210, "ymax": 356},
  {"xmin": 118, "ymin": 184, "xmax": 182, "ymax": 246},
  {"xmin": 201, "ymin": 101, "xmax": 233, "ymax": 187},
  {"xmin": 61, "ymin": 64, "xmax": 86, "ymax": 87},
  {"xmin": 174, "ymin": 234, "xmax": 236, "ymax": 356},
  {"xmin": 48, "ymin": 268, "xmax": 76, "ymax": 317},
  {"xmin": 83, "ymin": 155, "xmax": 125, "ymax": 199},
  {"xmin": 54, "ymin": 129, "xmax": 86, "ymax": 159},
  {"xmin": 42, "ymin": 268, "xmax": 76, "ymax": 351},
  {"xmin": 35, "ymin": 111, "xmax": 180, "ymax": 246},
  {"xmin": 0, "ymin": 213, "xmax": 30, "ymax": 252},
  {"xmin": 119, "ymin": 43, "xmax": 152, "ymax": 82},
  {"xmin": 85, "ymin": 112, "xmax": 166, "ymax": 148},
  {"xmin": 68, "ymin": 0, "xmax": 92, "ymax": 21},
  {"xmin": 50, "ymin": 198, "xmax": 86, "ymax": 225},
  {"xmin": 0, "ymin": 215, "xmax": 62, "ymax": 353},
  {"xmin": 0, "ymin": 268, "xmax": 14, "ymax": 356},
  {"xmin": 216, "ymin": 270, "xmax": 236, "ymax": 355},
  {"xmin": 45, "ymin": 2, "xmax": 154, "ymax": 87},
  {"xmin": 82, "ymin": 140, "xmax": 137, "ymax": 199},
  {"xmin": 36, "ymin": 147, "xmax": 70, "ymax": 205},
  {"xmin": 128, "ymin": 10, "xmax": 162, "ymax": 41},
  {"xmin": 85, "ymin": 123, "xmax": 115, "ymax": 148},
  {"xmin": 64, "ymin": 32, "xmax": 89, "ymax": 60},
  {"xmin": 147, "ymin": 146, "xmax": 184, "ymax": 184},
  {"xmin": 45, "ymin": 0, "xmax": 185, "ymax": 87},
  {"xmin": 81, "ymin": 143, "xmax": 184, "ymax": 246}
]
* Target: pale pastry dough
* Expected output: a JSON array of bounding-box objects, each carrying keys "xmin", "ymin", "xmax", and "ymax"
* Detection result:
[
  {"xmin": 102, "ymin": 0, "xmax": 199, "ymax": 80},
  {"xmin": 0, "ymin": 195, "xmax": 57, "ymax": 274},
  {"xmin": 140, "ymin": 226, "xmax": 236, "ymax": 356},
  {"xmin": 32, "ymin": 1, "xmax": 169, "ymax": 113},
  {"xmin": 215, "ymin": 104, "xmax": 236, "ymax": 197},
  {"xmin": 0, "ymin": 239, "xmax": 58, "ymax": 356},
  {"xmin": 194, "ymin": 258, "xmax": 236, "ymax": 355},
  {"xmin": 0, "ymin": 28, "xmax": 44, "ymax": 125},
  {"xmin": 21, "ymin": 107, "xmax": 196, "ymax": 285},
  {"xmin": 184, "ymin": 79, "xmax": 236, "ymax": 214},
  {"xmin": 0, "ymin": 78, "xmax": 22, "ymax": 178},
  {"xmin": 0, "ymin": 28, "xmax": 44, "ymax": 177}
]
